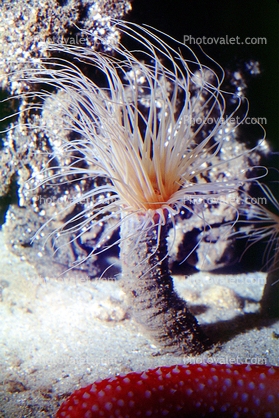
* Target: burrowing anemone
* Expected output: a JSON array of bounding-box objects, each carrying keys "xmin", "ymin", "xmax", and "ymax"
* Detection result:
[{"xmin": 3, "ymin": 21, "xmax": 258, "ymax": 353}]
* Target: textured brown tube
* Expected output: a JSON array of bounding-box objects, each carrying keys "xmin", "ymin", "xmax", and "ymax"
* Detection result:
[{"xmin": 119, "ymin": 212, "xmax": 212, "ymax": 354}]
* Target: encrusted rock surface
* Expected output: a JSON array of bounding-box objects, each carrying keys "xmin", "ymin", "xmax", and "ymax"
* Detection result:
[{"xmin": 0, "ymin": 0, "xmax": 132, "ymax": 92}]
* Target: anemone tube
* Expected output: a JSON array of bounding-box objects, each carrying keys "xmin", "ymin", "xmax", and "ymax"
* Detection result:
[{"xmin": 120, "ymin": 211, "xmax": 212, "ymax": 354}]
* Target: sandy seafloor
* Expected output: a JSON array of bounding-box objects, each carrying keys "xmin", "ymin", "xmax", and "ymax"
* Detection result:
[{"xmin": 0, "ymin": 229, "xmax": 279, "ymax": 418}]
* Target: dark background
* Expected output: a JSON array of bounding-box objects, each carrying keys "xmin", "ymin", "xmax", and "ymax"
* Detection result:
[{"xmin": 129, "ymin": 0, "xmax": 278, "ymax": 151}]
